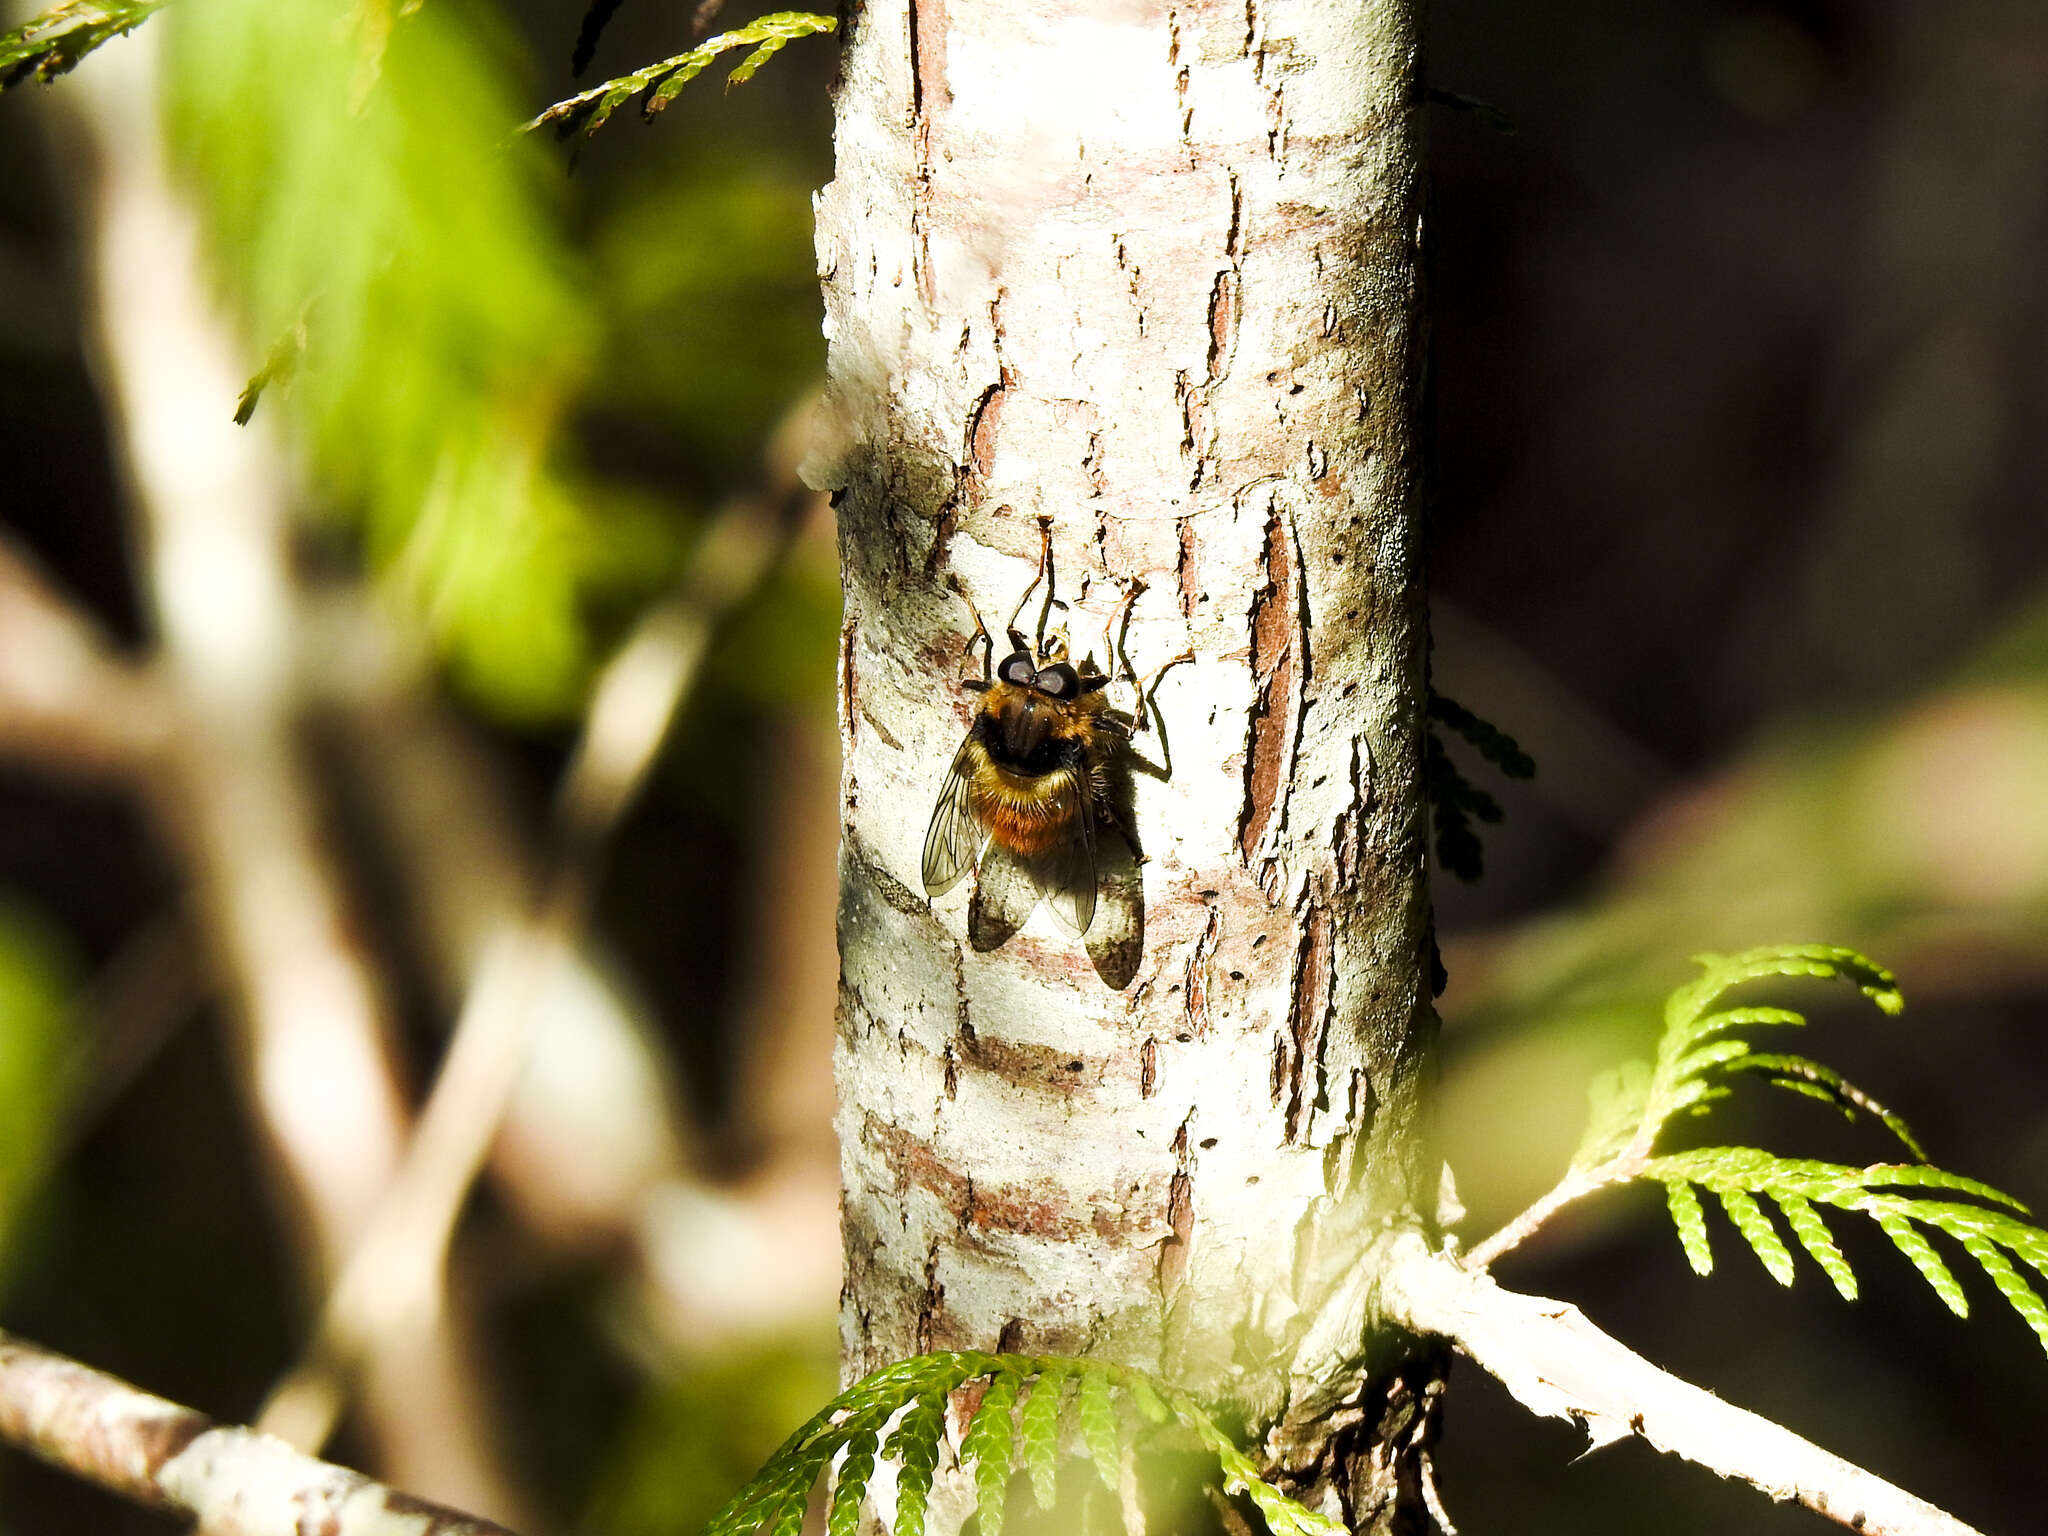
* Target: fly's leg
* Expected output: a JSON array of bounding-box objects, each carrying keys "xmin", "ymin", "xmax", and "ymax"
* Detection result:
[
  {"xmin": 951, "ymin": 579, "xmax": 994, "ymax": 691},
  {"xmin": 1097, "ymin": 579, "xmax": 1144, "ymax": 690},
  {"xmin": 1005, "ymin": 515, "xmax": 1057, "ymax": 656},
  {"xmin": 1125, "ymin": 649, "xmax": 1194, "ymax": 778},
  {"xmin": 1129, "ymin": 650, "xmax": 1195, "ymax": 735}
]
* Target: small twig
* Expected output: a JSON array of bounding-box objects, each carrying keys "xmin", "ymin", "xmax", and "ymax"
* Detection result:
[
  {"xmin": 0, "ymin": 1330, "xmax": 517, "ymax": 1536},
  {"xmin": 259, "ymin": 416, "xmax": 817, "ymax": 1452},
  {"xmin": 1460, "ymin": 1167, "xmax": 1601, "ymax": 1270},
  {"xmin": 1379, "ymin": 1234, "xmax": 1985, "ymax": 1536},
  {"xmin": 0, "ymin": 534, "xmax": 169, "ymax": 779}
]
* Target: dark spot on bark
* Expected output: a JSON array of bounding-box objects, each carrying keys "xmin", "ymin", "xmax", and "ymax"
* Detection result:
[
  {"xmin": 136, "ymin": 1409, "xmax": 212, "ymax": 1481},
  {"xmin": 845, "ymin": 834, "xmax": 929, "ymax": 918},
  {"xmin": 294, "ymin": 1489, "xmax": 343, "ymax": 1536},
  {"xmin": 866, "ymin": 1118, "xmax": 1131, "ymax": 1243},
  {"xmin": 917, "ymin": 1243, "xmax": 946, "ymax": 1351},
  {"xmin": 1140, "ymin": 1037, "xmax": 1158, "ymax": 1097},
  {"xmin": 925, "ymin": 498, "xmax": 958, "ymax": 577},
  {"xmin": 1284, "ymin": 898, "xmax": 1333, "ymax": 1142},
  {"xmin": 1182, "ymin": 904, "xmax": 1220, "ymax": 1034},
  {"xmin": 1206, "ymin": 267, "xmax": 1239, "ymax": 382},
  {"xmin": 382, "ymin": 1490, "xmax": 519, "ymax": 1536},
  {"xmin": 955, "ymin": 1030, "xmax": 1105, "ymax": 1095},
  {"xmin": 1239, "ymin": 508, "xmax": 1297, "ymax": 860},
  {"xmin": 997, "ymin": 1316, "xmax": 1027, "ymax": 1353},
  {"xmin": 837, "ymin": 617, "xmax": 859, "ymax": 750},
  {"xmin": 1159, "ymin": 1166, "xmax": 1195, "ymax": 1295},
  {"xmin": 967, "ymin": 371, "xmax": 1011, "ymax": 478}
]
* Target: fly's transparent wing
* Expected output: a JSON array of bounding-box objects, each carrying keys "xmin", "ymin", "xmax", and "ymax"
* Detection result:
[
  {"xmin": 968, "ymin": 838, "xmax": 1039, "ymax": 951},
  {"xmin": 1039, "ymin": 793, "xmax": 1098, "ymax": 938},
  {"xmin": 922, "ymin": 737, "xmax": 985, "ymax": 896},
  {"xmin": 1084, "ymin": 819, "xmax": 1143, "ymax": 989}
]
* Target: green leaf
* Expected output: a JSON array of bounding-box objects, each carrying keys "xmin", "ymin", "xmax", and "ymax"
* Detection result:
[
  {"xmin": 1126, "ymin": 1375, "xmax": 1171, "ymax": 1425},
  {"xmin": 1777, "ymin": 1195, "xmax": 1857, "ymax": 1301},
  {"xmin": 886, "ymin": 1397, "xmax": 947, "ymax": 1536},
  {"xmin": 1718, "ymin": 1053, "xmax": 1926, "ymax": 1159},
  {"xmin": 1166, "ymin": 1392, "xmax": 1345, "ymax": 1536},
  {"xmin": 763, "ymin": 1470, "xmax": 813, "ymax": 1536},
  {"xmin": 827, "ymin": 1429, "xmax": 878, "ymax": 1536},
  {"xmin": 1665, "ymin": 947, "xmax": 1901, "ymax": 1040},
  {"xmin": 1858, "ymin": 1164, "xmax": 2030, "ymax": 1215},
  {"xmin": 1670, "ymin": 1037, "xmax": 1753, "ymax": 1081},
  {"xmin": 1019, "ymin": 1364, "xmax": 1069, "ymax": 1511},
  {"xmin": 2, "ymin": 0, "xmax": 166, "ymax": 88},
  {"xmin": 1077, "ymin": 1367, "xmax": 1120, "ymax": 1492},
  {"xmin": 961, "ymin": 1372, "xmax": 1019, "ymax": 1536},
  {"xmin": 1572, "ymin": 1060, "xmax": 1650, "ymax": 1170},
  {"xmin": 166, "ymin": 0, "xmax": 678, "ymax": 721},
  {"xmin": 523, "ymin": 12, "xmax": 837, "ymax": 140},
  {"xmin": 1958, "ymin": 1232, "xmax": 2048, "ymax": 1358},
  {"xmin": 1664, "ymin": 1180, "xmax": 1714, "ymax": 1276},
  {"xmin": 1718, "ymin": 1188, "xmax": 1796, "ymax": 1286},
  {"xmin": 1875, "ymin": 1210, "xmax": 1968, "ymax": 1317}
]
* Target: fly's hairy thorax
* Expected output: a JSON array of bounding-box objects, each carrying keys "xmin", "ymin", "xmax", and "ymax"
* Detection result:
[{"xmin": 965, "ymin": 683, "xmax": 1106, "ymax": 856}]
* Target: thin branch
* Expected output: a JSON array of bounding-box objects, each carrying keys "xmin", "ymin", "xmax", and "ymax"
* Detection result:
[
  {"xmin": 0, "ymin": 1330, "xmax": 516, "ymax": 1536},
  {"xmin": 259, "ymin": 430, "xmax": 817, "ymax": 1451},
  {"xmin": 0, "ymin": 534, "xmax": 169, "ymax": 779},
  {"xmin": 1462, "ymin": 1167, "xmax": 1602, "ymax": 1270},
  {"xmin": 1378, "ymin": 1235, "xmax": 1986, "ymax": 1536}
]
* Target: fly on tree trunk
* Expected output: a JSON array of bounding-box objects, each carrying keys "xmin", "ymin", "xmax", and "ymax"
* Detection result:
[{"xmin": 921, "ymin": 520, "xmax": 1188, "ymax": 988}]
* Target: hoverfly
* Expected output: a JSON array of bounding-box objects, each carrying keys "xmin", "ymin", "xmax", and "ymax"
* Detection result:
[{"xmin": 922, "ymin": 523, "xmax": 1184, "ymax": 958}]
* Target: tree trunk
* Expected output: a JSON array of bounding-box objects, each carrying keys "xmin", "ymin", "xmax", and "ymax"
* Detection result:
[{"xmin": 810, "ymin": 0, "xmax": 1437, "ymax": 1525}]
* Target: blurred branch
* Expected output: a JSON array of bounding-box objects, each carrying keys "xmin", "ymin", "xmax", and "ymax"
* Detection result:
[
  {"xmin": 308, "ymin": 580, "xmax": 841, "ymax": 1356},
  {"xmin": 1380, "ymin": 1236, "xmax": 1985, "ymax": 1536},
  {"xmin": 260, "ymin": 416, "xmax": 819, "ymax": 1452},
  {"xmin": 0, "ymin": 1330, "xmax": 519, "ymax": 1536},
  {"xmin": 53, "ymin": 909, "xmax": 206, "ymax": 1155},
  {"xmin": 0, "ymin": 535, "xmax": 169, "ymax": 779},
  {"xmin": 64, "ymin": 22, "xmax": 525, "ymax": 1520}
]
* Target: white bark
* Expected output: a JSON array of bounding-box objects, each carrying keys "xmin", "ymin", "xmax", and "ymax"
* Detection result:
[
  {"xmin": 1379, "ymin": 1237, "xmax": 1986, "ymax": 1536},
  {"xmin": 0, "ymin": 1332, "xmax": 515, "ymax": 1536},
  {"xmin": 811, "ymin": 0, "xmax": 1435, "ymax": 1508}
]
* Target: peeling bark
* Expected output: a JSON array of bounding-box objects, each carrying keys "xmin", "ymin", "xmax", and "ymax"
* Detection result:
[{"xmin": 812, "ymin": 0, "xmax": 1432, "ymax": 1524}]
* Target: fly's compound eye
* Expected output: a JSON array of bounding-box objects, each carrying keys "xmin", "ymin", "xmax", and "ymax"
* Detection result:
[
  {"xmin": 999, "ymin": 652, "xmax": 1037, "ymax": 687},
  {"xmin": 1034, "ymin": 662, "xmax": 1080, "ymax": 699}
]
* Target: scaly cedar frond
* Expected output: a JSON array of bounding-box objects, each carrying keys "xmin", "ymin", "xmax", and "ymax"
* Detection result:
[{"xmin": 523, "ymin": 11, "xmax": 834, "ymax": 143}]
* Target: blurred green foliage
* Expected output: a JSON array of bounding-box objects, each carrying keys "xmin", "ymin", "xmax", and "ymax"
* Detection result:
[
  {"xmin": 580, "ymin": 1338, "xmax": 837, "ymax": 1536},
  {"xmin": 161, "ymin": 0, "xmax": 682, "ymax": 719},
  {"xmin": 0, "ymin": 900, "xmax": 71, "ymax": 1289},
  {"xmin": 590, "ymin": 154, "xmax": 825, "ymax": 485}
]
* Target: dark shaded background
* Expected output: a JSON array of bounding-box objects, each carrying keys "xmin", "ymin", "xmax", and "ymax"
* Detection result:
[{"xmin": 1, "ymin": 2, "xmax": 2044, "ymax": 1533}]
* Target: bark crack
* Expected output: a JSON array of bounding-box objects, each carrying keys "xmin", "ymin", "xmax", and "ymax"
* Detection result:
[
  {"xmin": 1159, "ymin": 1112, "xmax": 1197, "ymax": 1297},
  {"xmin": 1239, "ymin": 498, "xmax": 1305, "ymax": 861},
  {"xmin": 1283, "ymin": 890, "xmax": 1334, "ymax": 1142}
]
